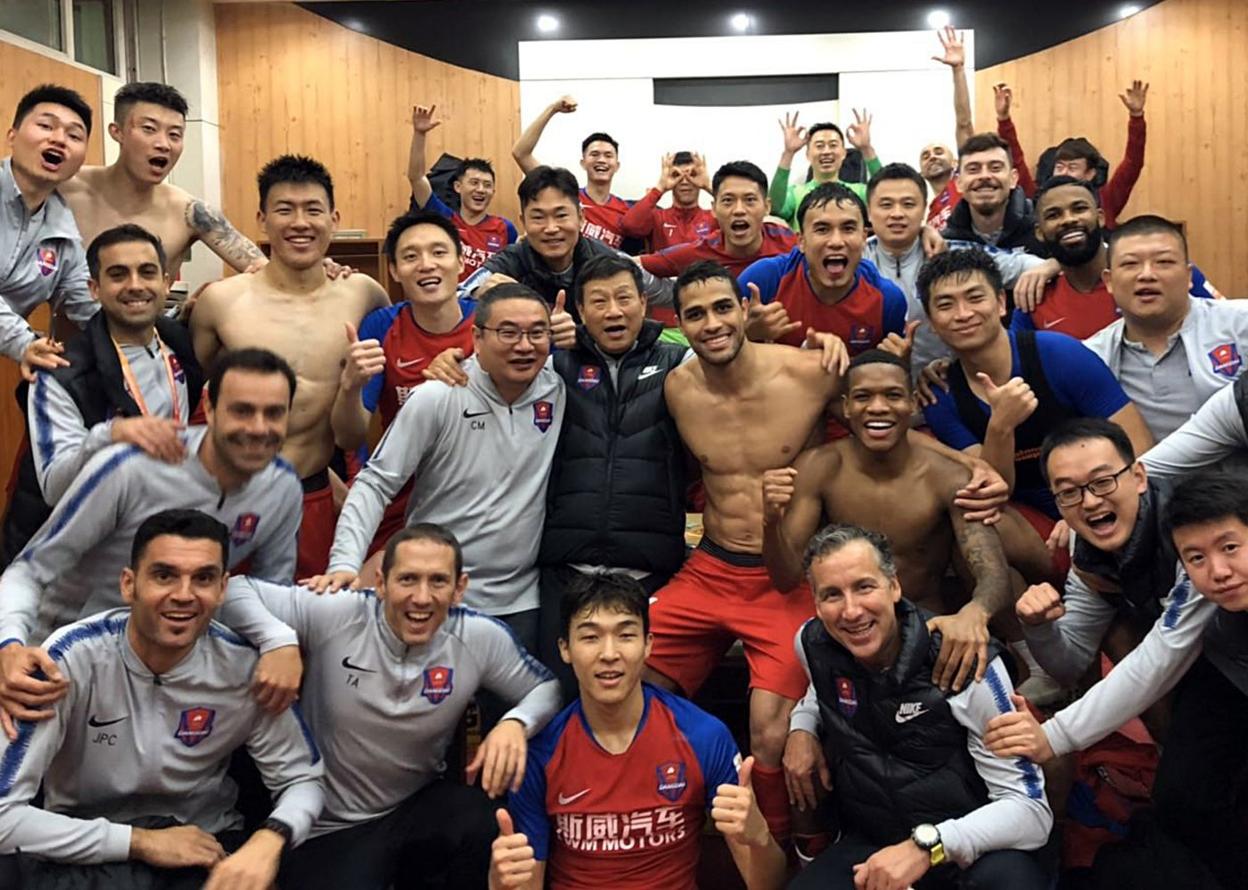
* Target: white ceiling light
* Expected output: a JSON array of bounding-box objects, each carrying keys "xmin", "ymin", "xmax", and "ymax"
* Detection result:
[
  {"xmin": 536, "ymin": 13, "xmax": 560, "ymax": 33},
  {"xmin": 926, "ymin": 9, "xmax": 951, "ymax": 29},
  {"xmin": 730, "ymin": 12, "xmax": 752, "ymax": 32},
  {"xmin": 1119, "ymin": 4, "xmax": 1142, "ymax": 17}
]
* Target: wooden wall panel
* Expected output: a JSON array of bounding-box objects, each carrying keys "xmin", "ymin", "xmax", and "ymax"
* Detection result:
[
  {"xmin": 214, "ymin": 3, "xmax": 522, "ymax": 243},
  {"xmin": 974, "ymin": 0, "xmax": 1248, "ymax": 296},
  {"xmin": 0, "ymin": 40, "xmax": 103, "ymax": 518}
]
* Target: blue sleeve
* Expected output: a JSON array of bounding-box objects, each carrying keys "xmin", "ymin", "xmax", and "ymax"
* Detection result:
[
  {"xmin": 738, "ymin": 254, "xmax": 786, "ymax": 305},
  {"xmin": 414, "ymin": 192, "xmax": 454, "ymax": 221},
  {"xmin": 882, "ymin": 284, "xmax": 908, "ymax": 336},
  {"xmin": 504, "ymin": 218, "xmax": 519, "ymax": 244},
  {"xmin": 1009, "ymin": 309, "xmax": 1035, "ymax": 334},
  {"xmin": 1035, "ymin": 333, "xmax": 1130, "ymax": 418},
  {"xmin": 508, "ymin": 730, "xmax": 554, "ymax": 860},
  {"xmin": 356, "ymin": 306, "xmax": 396, "ymax": 414},
  {"xmin": 922, "ymin": 387, "xmax": 982, "ymax": 451},
  {"xmin": 666, "ymin": 694, "xmax": 740, "ymax": 809},
  {"xmin": 1189, "ymin": 264, "xmax": 1212, "ymax": 300}
]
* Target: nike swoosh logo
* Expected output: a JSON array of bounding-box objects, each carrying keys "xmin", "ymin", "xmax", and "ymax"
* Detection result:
[
  {"xmin": 341, "ymin": 655, "xmax": 377, "ymax": 673},
  {"xmin": 1042, "ymin": 318, "xmax": 1067, "ymax": 329},
  {"xmin": 88, "ymin": 715, "xmax": 128, "ymax": 728},
  {"xmin": 396, "ymin": 358, "xmax": 426, "ymax": 369},
  {"xmin": 637, "ymin": 366, "xmax": 663, "ymax": 380},
  {"xmin": 895, "ymin": 708, "xmax": 929, "ymax": 724},
  {"xmin": 462, "ymin": 409, "xmax": 491, "ymax": 418},
  {"xmin": 557, "ymin": 789, "xmax": 591, "ymax": 805}
]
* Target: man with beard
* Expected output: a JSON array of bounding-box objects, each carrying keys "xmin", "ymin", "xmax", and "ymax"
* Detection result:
[
  {"xmin": 940, "ymin": 134, "xmax": 1041, "ymax": 256},
  {"xmin": 0, "ymin": 349, "xmax": 304, "ymax": 730},
  {"xmin": 2, "ymin": 85, "xmax": 100, "ymax": 381},
  {"xmin": 406, "ymin": 103, "xmax": 517, "ymax": 282},
  {"xmin": 191, "ymin": 155, "xmax": 391, "ymax": 578},
  {"xmin": 619, "ymin": 151, "xmax": 717, "ymax": 251},
  {"xmin": 1083, "ymin": 215, "xmax": 1248, "ymax": 441},
  {"xmin": 769, "ymin": 114, "xmax": 880, "ymax": 231},
  {"xmin": 639, "ymin": 161, "xmax": 797, "ymax": 279}
]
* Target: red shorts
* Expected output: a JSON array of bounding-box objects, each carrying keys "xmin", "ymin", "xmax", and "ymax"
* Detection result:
[
  {"xmin": 1012, "ymin": 501, "xmax": 1072, "ymax": 576},
  {"xmin": 366, "ymin": 479, "xmax": 414, "ymax": 559},
  {"xmin": 647, "ymin": 539, "xmax": 814, "ymax": 702},
  {"xmin": 296, "ymin": 471, "xmax": 337, "ymax": 579}
]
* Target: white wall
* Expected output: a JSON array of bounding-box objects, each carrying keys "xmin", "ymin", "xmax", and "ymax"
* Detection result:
[{"xmin": 518, "ymin": 31, "xmax": 975, "ymax": 204}]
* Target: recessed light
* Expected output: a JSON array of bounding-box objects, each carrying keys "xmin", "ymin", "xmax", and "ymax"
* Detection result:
[
  {"xmin": 730, "ymin": 12, "xmax": 751, "ymax": 32},
  {"xmin": 926, "ymin": 9, "xmax": 951, "ymax": 29},
  {"xmin": 537, "ymin": 13, "xmax": 560, "ymax": 33},
  {"xmin": 1119, "ymin": 4, "xmax": 1142, "ymax": 17}
]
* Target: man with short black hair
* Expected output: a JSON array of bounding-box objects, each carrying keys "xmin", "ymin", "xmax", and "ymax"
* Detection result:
[
  {"xmin": 770, "ymin": 112, "xmax": 881, "ymax": 231},
  {"xmin": 619, "ymin": 151, "xmax": 716, "ymax": 251},
  {"xmin": 2, "ymin": 223, "xmax": 203, "ymax": 564},
  {"xmin": 0, "ymin": 509, "xmax": 324, "ymax": 890},
  {"xmin": 406, "ymin": 103, "xmax": 517, "ymax": 281},
  {"xmin": 785, "ymin": 524, "xmax": 1052, "ymax": 889},
  {"xmin": 940, "ymin": 133, "xmax": 1041, "ymax": 256},
  {"xmin": 2, "ymin": 84, "xmax": 100, "ymax": 381}
]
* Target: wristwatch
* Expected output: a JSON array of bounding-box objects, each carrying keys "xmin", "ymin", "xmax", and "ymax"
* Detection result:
[
  {"xmin": 260, "ymin": 817, "xmax": 294, "ymax": 849},
  {"xmin": 911, "ymin": 823, "xmax": 946, "ymax": 866}
]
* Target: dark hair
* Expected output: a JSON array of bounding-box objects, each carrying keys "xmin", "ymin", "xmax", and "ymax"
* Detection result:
[
  {"xmin": 807, "ymin": 122, "xmax": 844, "ymax": 144},
  {"xmin": 1107, "ymin": 214, "xmax": 1189, "ymax": 265},
  {"xmin": 712, "ymin": 160, "xmax": 768, "ymax": 197},
  {"xmin": 382, "ymin": 522, "xmax": 464, "ymax": 578},
  {"xmin": 1164, "ymin": 472, "xmax": 1248, "ymax": 537},
  {"xmin": 1054, "ymin": 137, "xmax": 1103, "ymax": 168},
  {"xmin": 581, "ymin": 132, "xmax": 619, "ymax": 154},
  {"xmin": 518, "ymin": 165, "xmax": 580, "ymax": 212},
  {"xmin": 1034, "ymin": 174, "xmax": 1100, "ymax": 211},
  {"xmin": 1038, "ymin": 417, "xmax": 1135, "ymax": 485},
  {"xmin": 113, "ymin": 82, "xmax": 188, "ymax": 124},
  {"xmin": 131, "ymin": 509, "xmax": 229, "ymax": 570},
  {"xmin": 383, "ymin": 209, "xmax": 462, "ymax": 261},
  {"xmin": 257, "ymin": 154, "xmax": 334, "ymax": 211},
  {"xmin": 916, "ymin": 248, "xmax": 1004, "ymax": 313},
  {"xmin": 207, "ymin": 348, "xmax": 297, "ymax": 406},
  {"xmin": 87, "ymin": 224, "xmax": 167, "ymax": 280},
  {"xmin": 957, "ymin": 132, "xmax": 1012, "ymax": 165},
  {"xmin": 845, "ymin": 348, "xmax": 911, "ymax": 390},
  {"xmin": 456, "ymin": 158, "xmax": 496, "ymax": 182},
  {"xmin": 796, "ymin": 181, "xmax": 866, "ymax": 229},
  {"xmin": 559, "ymin": 571, "xmax": 649, "ymax": 640},
  {"xmin": 673, "ymin": 260, "xmax": 741, "ymax": 317},
  {"xmin": 473, "ymin": 281, "xmax": 550, "ymax": 327},
  {"xmin": 575, "ymin": 253, "xmax": 643, "ymax": 304},
  {"xmin": 672, "ymin": 151, "xmax": 695, "ymax": 167},
  {"xmin": 867, "ymin": 163, "xmax": 928, "ymax": 204},
  {"xmin": 803, "ymin": 523, "xmax": 897, "ymax": 584},
  {"xmin": 12, "ymin": 84, "xmax": 92, "ymax": 135}
]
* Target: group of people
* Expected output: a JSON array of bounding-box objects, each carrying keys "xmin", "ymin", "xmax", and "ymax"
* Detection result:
[{"xmin": 0, "ymin": 23, "xmax": 1245, "ymax": 890}]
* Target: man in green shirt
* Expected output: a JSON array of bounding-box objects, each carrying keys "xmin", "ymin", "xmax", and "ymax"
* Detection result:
[{"xmin": 770, "ymin": 111, "xmax": 882, "ymax": 231}]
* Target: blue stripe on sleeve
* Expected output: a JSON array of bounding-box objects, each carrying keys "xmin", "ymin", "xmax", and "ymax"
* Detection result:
[
  {"xmin": 456, "ymin": 607, "xmax": 555, "ymax": 683},
  {"xmin": 1162, "ymin": 579, "xmax": 1191, "ymax": 630},
  {"xmin": 32, "ymin": 373, "xmax": 55, "ymax": 467},
  {"xmin": 21, "ymin": 448, "xmax": 140, "ymax": 560},
  {"xmin": 984, "ymin": 665, "xmax": 1045, "ymax": 800},
  {"xmin": 0, "ymin": 720, "xmax": 36, "ymax": 796},
  {"xmin": 289, "ymin": 701, "xmax": 322, "ymax": 765}
]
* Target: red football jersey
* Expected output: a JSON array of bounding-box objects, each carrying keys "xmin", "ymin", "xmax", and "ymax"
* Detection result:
[
  {"xmin": 620, "ymin": 188, "xmax": 717, "ymax": 251},
  {"xmin": 928, "ymin": 179, "xmax": 961, "ymax": 230},
  {"xmin": 579, "ymin": 188, "xmax": 631, "ymax": 249},
  {"xmin": 455, "ymin": 213, "xmax": 518, "ymax": 281},
  {"xmin": 639, "ymin": 224, "xmax": 798, "ymax": 279},
  {"xmin": 1018, "ymin": 275, "xmax": 1120, "ymax": 341}
]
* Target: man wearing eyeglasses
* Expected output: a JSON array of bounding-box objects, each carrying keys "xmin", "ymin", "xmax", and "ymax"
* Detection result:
[
  {"xmin": 309, "ymin": 282, "xmax": 565, "ymax": 655},
  {"xmin": 981, "ymin": 417, "xmax": 1215, "ymax": 767}
]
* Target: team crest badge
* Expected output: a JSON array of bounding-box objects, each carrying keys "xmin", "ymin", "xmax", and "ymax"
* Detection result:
[
  {"xmin": 422, "ymin": 666, "xmax": 454, "ymax": 703},
  {"xmin": 35, "ymin": 246, "xmax": 58, "ymax": 277},
  {"xmin": 848, "ymin": 323, "xmax": 876, "ymax": 352},
  {"xmin": 174, "ymin": 707, "xmax": 215, "ymax": 747},
  {"xmin": 486, "ymin": 234, "xmax": 503, "ymax": 250},
  {"xmin": 836, "ymin": 677, "xmax": 858, "ymax": 718},
  {"xmin": 1209, "ymin": 343, "xmax": 1242, "ymax": 378},
  {"xmin": 168, "ymin": 352, "xmax": 186, "ymax": 383},
  {"xmin": 230, "ymin": 513, "xmax": 260, "ymax": 546},
  {"xmin": 576, "ymin": 366, "xmax": 602, "ymax": 391},
  {"xmin": 656, "ymin": 761, "xmax": 688, "ymax": 801},
  {"xmin": 533, "ymin": 400, "xmax": 554, "ymax": 432}
]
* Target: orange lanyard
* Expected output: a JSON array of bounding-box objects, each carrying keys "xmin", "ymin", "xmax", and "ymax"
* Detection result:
[{"xmin": 112, "ymin": 334, "xmax": 183, "ymax": 420}]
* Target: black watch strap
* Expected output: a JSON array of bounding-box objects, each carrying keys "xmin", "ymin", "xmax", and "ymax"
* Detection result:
[{"xmin": 260, "ymin": 817, "xmax": 293, "ymax": 848}]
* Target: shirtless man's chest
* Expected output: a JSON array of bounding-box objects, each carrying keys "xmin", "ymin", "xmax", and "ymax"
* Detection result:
[{"xmin": 61, "ymin": 173, "xmax": 197, "ymax": 274}]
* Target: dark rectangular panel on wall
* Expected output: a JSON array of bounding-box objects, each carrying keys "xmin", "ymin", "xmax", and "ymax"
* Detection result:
[{"xmin": 654, "ymin": 74, "xmax": 838, "ymax": 107}]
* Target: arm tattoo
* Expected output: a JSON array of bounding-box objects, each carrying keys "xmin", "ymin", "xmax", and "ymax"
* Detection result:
[
  {"xmin": 954, "ymin": 512, "xmax": 1013, "ymax": 616},
  {"xmin": 186, "ymin": 199, "xmax": 265, "ymax": 271}
]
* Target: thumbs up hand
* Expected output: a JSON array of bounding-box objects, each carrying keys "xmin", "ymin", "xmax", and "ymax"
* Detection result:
[
  {"xmin": 879, "ymin": 319, "xmax": 921, "ymax": 367},
  {"xmin": 550, "ymin": 289, "xmax": 577, "ymax": 349},
  {"xmin": 745, "ymin": 283, "xmax": 802, "ymax": 343},
  {"xmin": 711, "ymin": 755, "xmax": 772, "ymax": 848},
  {"xmin": 977, "ymin": 373, "xmax": 1037, "ymax": 431},
  {"xmin": 339, "ymin": 322, "xmax": 385, "ymax": 392},
  {"xmin": 982, "ymin": 691, "xmax": 1055, "ymax": 764},
  {"xmin": 489, "ymin": 809, "xmax": 537, "ymax": 889}
]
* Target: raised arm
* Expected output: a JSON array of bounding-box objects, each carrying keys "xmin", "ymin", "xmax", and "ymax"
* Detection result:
[
  {"xmin": 977, "ymin": 374, "xmax": 1039, "ymax": 493},
  {"xmin": 770, "ymin": 111, "xmax": 806, "ymax": 218},
  {"xmin": 406, "ymin": 103, "xmax": 442, "ymax": 209},
  {"xmin": 186, "ymin": 198, "xmax": 266, "ymax": 274},
  {"xmin": 512, "ymin": 96, "xmax": 577, "ymax": 174},
  {"xmin": 933, "ymin": 27, "xmax": 975, "ymax": 152}
]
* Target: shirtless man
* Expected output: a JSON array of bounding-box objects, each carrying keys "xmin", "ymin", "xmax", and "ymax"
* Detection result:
[
  {"xmin": 762, "ymin": 349, "xmax": 1058, "ymax": 691},
  {"xmin": 59, "ymin": 82, "xmax": 264, "ymax": 280},
  {"xmin": 192, "ymin": 155, "xmax": 389, "ymax": 577}
]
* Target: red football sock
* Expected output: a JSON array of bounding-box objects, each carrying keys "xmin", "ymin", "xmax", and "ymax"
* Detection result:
[{"xmin": 750, "ymin": 763, "xmax": 792, "ymax": 842}]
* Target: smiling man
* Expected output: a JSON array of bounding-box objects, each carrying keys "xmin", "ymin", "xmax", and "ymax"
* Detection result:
[
  {"xmin": 769, "ymin": 113, "xmax": 882, "ymax": 232},
  {"xmin": 220, "ymin": 524, "xmax": 560, "ymax": 889},
  {"xmin": 0, "ymin": 510, "xmax": 324, "ymax": 890},
  {"xmin": 192, "ymin": 155, "xmax": 390, "ymax": 578},
  {"xmin": 2, "ymin": 224, "xmax": 203, "ymax": 564},
  {"xmin": 785, "ymin": 524, "xmax": 1052, "ymax": 889},
  {"xmin": 940, "ymin": 134, "xmax": 1040, "ymax": 257}
]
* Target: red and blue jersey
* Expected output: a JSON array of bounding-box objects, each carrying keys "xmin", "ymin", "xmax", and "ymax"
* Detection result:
[
  {"xmin": 739, "ymin": 249, "xmax": 908, "ymax": 350},
  {"xmin": 619, "ymin": 188, "xmax": 718, "ymax": 251},
  {"xmin": 358, "ymin": 300, "xmax": 477, "ymax": 428},
  {"xmin": 640, "ymin": 224, "xmax": 798, "ymax": 279},
  {"xmin": 421, "ymin": 193, "xmax": 518, "ymax": 281},
  {"xmin": 580, "ymin": 189, "xmax": 633, "ymax": 250},
  {"xmin": 509, "ymin": 683, "xmax": 739, "ymax": 890},
  {"xmin": 927, "ymin": 179, "xmax": 961, "ymax": 230},
  {"xmin": 1009, "ymin": 275, "xmax": 1120, "ymax": 340}
]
